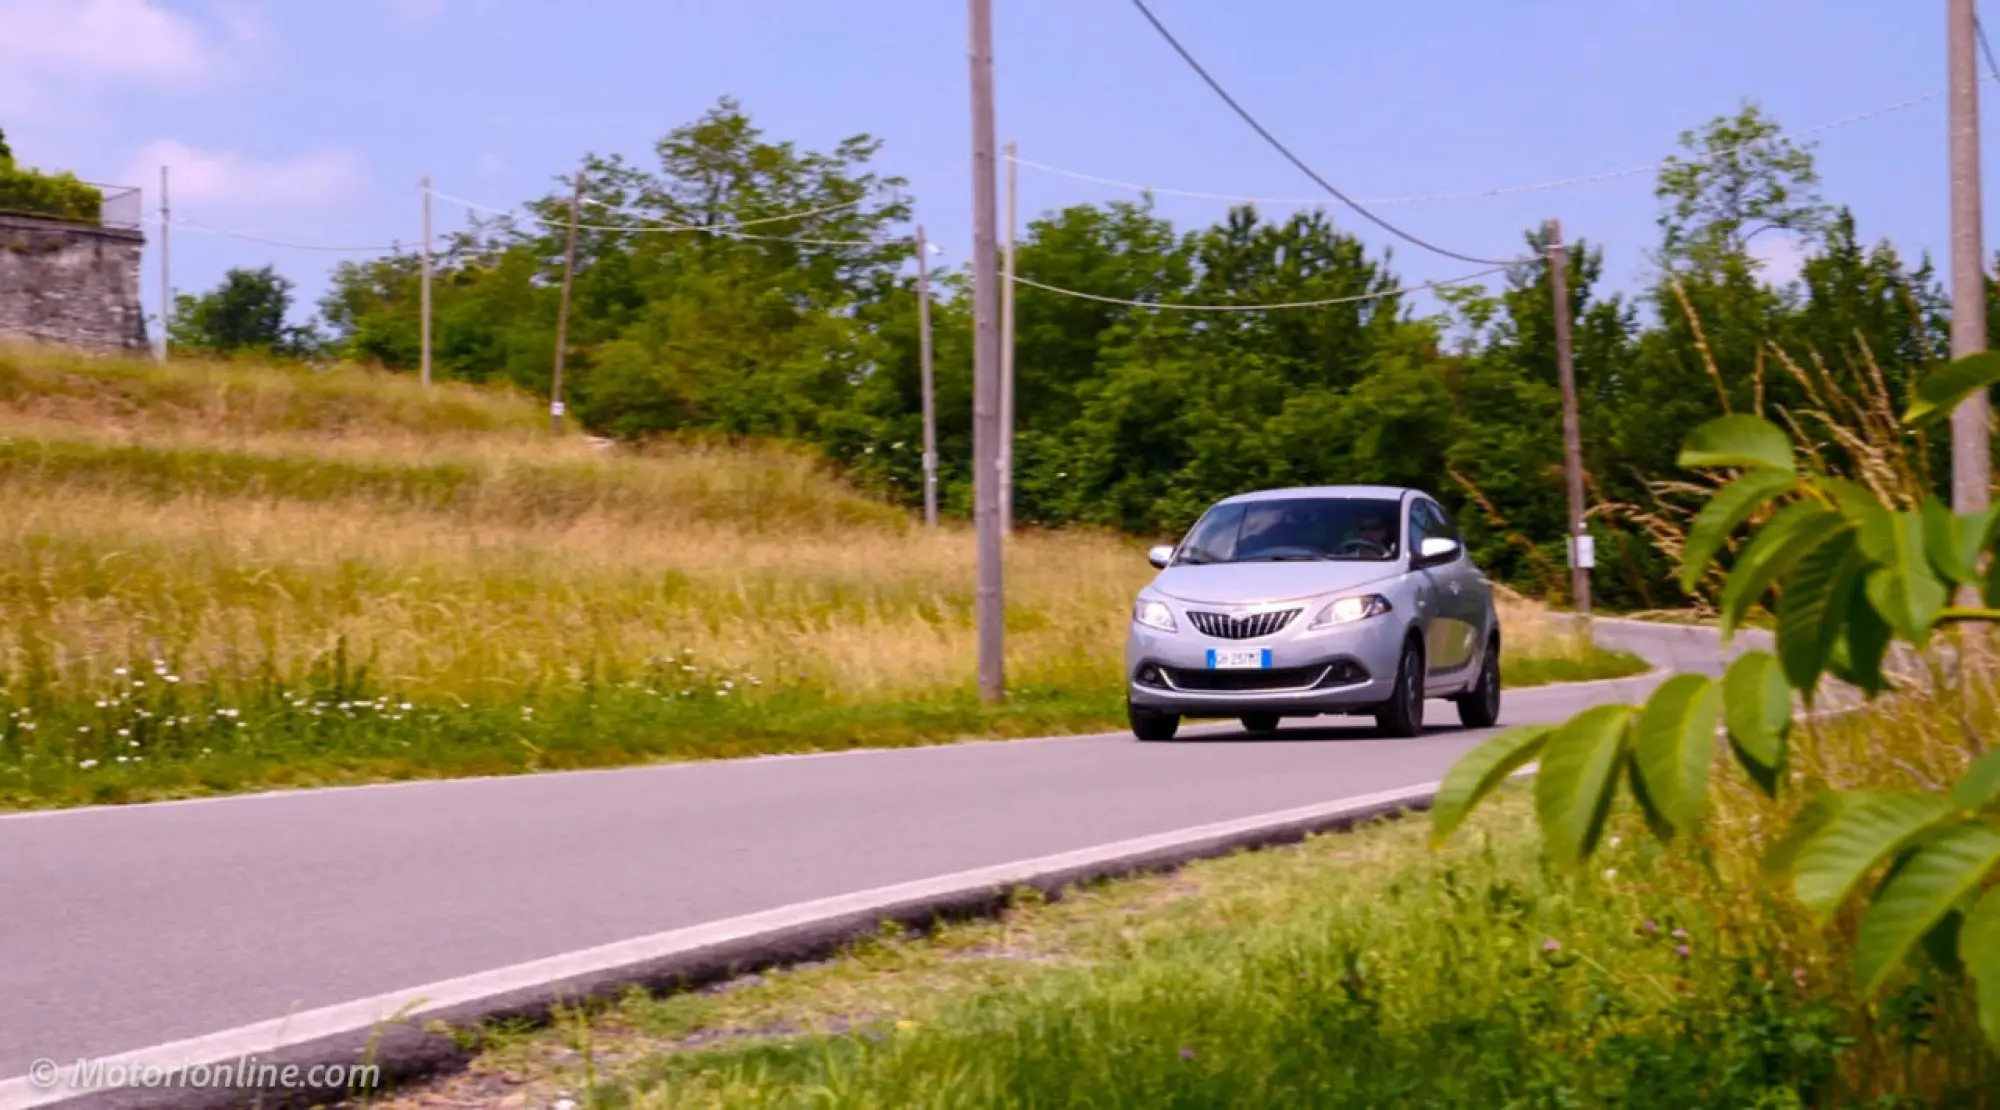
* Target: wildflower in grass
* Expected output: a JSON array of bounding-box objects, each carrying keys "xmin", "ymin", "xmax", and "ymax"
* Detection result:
[
  {"xmin": 1675, "ymin": 945, "xmax": 1691, "ymax": 959},
  {"xmin": 1179, "ymin": 1048, "xmax": 1196, "ymax": 1061},
  {"xmin": 77, "ymin": 759, "xmax": 97, "ymax": 770},
  {"xmin": 1542, "ymin": 938, "xmax": 1561, "ymax": 952}
]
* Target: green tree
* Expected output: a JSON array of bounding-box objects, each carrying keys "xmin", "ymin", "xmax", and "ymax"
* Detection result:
[
  {"xmin": 170, "ymin": 265, "xmax": 320, "ymax": 357},
  {"xmin": 1655, "ymin": 101, "xmax": 1833, "ymax": 275}
]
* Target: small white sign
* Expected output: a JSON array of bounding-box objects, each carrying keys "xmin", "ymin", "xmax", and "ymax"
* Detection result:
[
  {"xmin": 550, "ymin": 401, "xmax": 566, "ymax": 417},
  {"xmin": 1570, "ymin": 534, "xmax": 1596, "ymax": 570}
]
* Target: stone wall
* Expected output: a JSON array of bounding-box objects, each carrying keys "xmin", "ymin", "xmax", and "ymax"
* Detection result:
[{"xmin": 0, "ymin": 213, "xmax": 148, "ymax": 353}]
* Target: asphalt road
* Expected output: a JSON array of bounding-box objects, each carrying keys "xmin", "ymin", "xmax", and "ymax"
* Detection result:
[{"xmin": 0, "ymin": 618, "xmax": 1747, "ymax": 1082}]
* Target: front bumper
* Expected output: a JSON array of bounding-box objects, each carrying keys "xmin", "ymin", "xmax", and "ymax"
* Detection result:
[{"xmin": 1124, "ymin": 612, "xmax": 1407, "ymax": 719}]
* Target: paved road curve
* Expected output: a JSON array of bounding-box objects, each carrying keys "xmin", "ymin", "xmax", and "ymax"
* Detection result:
[{"xmin": 0, "ymin": 619, "xmax": 1746, "ymax": 1083}]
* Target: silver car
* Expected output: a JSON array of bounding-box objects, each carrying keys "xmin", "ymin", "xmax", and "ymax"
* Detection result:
[{"xmin": 1124, "ymin": 485, "xmax": 1501, "ymax": 742}]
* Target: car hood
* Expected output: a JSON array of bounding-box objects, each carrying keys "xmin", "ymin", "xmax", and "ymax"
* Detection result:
[{"xmin": 1147, "ymin": 562, "xmax": 1401, "ymax": 606}]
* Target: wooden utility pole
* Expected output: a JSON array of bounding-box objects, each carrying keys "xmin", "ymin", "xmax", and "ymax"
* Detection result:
[
  {"xmin": 917, "ymin": 223, "xmax": 939, "ymax": 528},
  {"xmin": 1001, "ymin": 139, "xmax": 1018, "ymax": 534},
  {"xmin": 158, "ymin": 165, "xmax": 170, "ymax": 360},
  {"xmin": 1548, "ymin": 218, "xmax": 1591, "ymax": 616},
  {"xmin": 967, "ymin": 0, "xmax": 1005, "ymax": 703},
  {"xmin": 550, "ymin": 174, "xmax": 583, "ymax": 437},
  {"xmin": 1950, "ymin": 0, "xmax": 1990, "ymax": 517},
  {"xmin": 420, "ymin": 174, "xmax": 433, "ymax": 388}
]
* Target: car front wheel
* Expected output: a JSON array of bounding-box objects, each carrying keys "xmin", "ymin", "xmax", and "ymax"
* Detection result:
[
  {"xmin": 1455, "ymin": 638, "xmax": 1501, "ymax": 729},
  {"xmin": 1129, "ymin": 701, "xmax": 1180, "ymax": 743},
  {"xmin": 1374, "ymin": 639, "xmax": 1425, "ymax": 738}
]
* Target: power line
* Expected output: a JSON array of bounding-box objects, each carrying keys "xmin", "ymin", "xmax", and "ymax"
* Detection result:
[
  {"xmin": 424, "ymin": 185, "xmax": 894, "ymax": 247},
  {"xmin": 1011, "ymin": 263, "xmax": 1512, "ymax": 311},
  {"xmin": 1009, "ymin": 79, "xmax": 1993, "ymax": 207},
  {"xmin": 149, "ymin": 215, "xmax": 401, "ymax": 253},
  {"xmin": 1124, "ymin": 0, "xmax": 1523, "ymax": 267},
  {"xmin": 578, "ymin": 192, "xmax": 874, "ymax": 230}
]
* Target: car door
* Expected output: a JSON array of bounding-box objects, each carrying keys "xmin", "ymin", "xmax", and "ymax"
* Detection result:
[
  {"xmin": 1419, "ymin": 498, "xmax": 1485, "ymax": 680},
  {"xmin": 1404, "ymin": 497, "xmax": 1452, "ymax": 692},
  {"xmin": 1410, "ymin": 498, "xmax": 1478, "ymax": 688}
]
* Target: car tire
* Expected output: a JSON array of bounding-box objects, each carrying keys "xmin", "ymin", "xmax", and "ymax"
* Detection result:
[
  {"xmin": 1129, "ymin": 702, "xmax": 1180, "ymax": 743},
  {"xmin": 1374, "ymin": 639, "xmax": 1425, "ymax": 738},
  {"xmin": 1455, "ymin": 638, "xmax": 1502, "ymax": 729},
  {"xmin": 1239, "ymin": 712, "xmax": 1281, "ymax": 735}
]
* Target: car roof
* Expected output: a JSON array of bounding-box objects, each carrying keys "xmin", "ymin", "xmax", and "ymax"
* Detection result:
[{"xmin": 1213, "ymin": 485, "xmax": 1422, "ymax": 506}]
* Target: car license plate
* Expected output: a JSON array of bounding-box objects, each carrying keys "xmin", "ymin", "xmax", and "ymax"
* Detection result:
[{"xmin": 1207, "ymin": 648, "xmax": 1271, "ymax": 670}]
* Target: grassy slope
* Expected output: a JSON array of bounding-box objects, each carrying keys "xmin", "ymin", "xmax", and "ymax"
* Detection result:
[
  {"xmin": 0, "ymin": 345, "xmax": 1644, "ymax": 808},
  {"xmin": 365, "ymin": 768, "xmax": 1993, "ymax": 1108}
]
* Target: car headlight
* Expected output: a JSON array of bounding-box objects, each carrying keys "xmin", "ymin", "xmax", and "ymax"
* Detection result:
[
  {"xmin": 1133, "ymin": 598, "xmax": 1177, "ymax": 632},
  {"xmin": 1310, "ymin": 594, "xmax": 1391, "ymax": 628}
]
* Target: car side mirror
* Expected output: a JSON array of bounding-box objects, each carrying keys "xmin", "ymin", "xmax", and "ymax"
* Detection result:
[
  {"xmin": 1417, "ymin": 537, "xmax": 1461, "ymax": 565},
  {"xmin": 1147, "ymin": 545, "xmax": 1174, "ymax": 569}
]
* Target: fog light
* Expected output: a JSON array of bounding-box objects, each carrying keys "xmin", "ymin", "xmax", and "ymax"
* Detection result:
[{"xmin": 1136, "ymin": 664, "xmax": 1164, "ymax": 687}]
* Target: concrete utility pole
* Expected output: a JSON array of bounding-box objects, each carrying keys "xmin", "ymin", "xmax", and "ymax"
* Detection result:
[
  {"xmin": 967, "ymin": 0, "xmax": 1006, "ymax": 703},
  {"xmin": 917, "ymin": 223, "xmax": 939, "ymax": 528},
  {"xmin": 1950, "ymin": 0, "xmax": 1990, "ymax": 517},
  {"xmin": 550, "ymin": 173, "xmax": 583, "ymax": 437},
  {"xmin": 1548, "ymin": 218, "xmax": 1591, "ymax": 616},
  {"xmin": 420, "ymin": 174, "xmax": 433, "ymax": 388},
  {"xmin": 158, "ymin": 165, "xmax": 170, "ymax": 361},
  {"xmin": 1001, "ymin": 139, "xmax": 1019, "ymax": 534}
]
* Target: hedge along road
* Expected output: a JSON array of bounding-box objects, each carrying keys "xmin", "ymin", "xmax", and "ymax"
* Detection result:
[{"xmin": 0, "ymin": 619, "xmax": 1752, "ymax": 1109}]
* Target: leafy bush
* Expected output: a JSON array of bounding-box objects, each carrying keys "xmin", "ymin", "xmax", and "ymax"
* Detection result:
[
  {"xmin": 0, "ymin": 165, "xmax": 103, "ymax": 225},
  {"xmin": 1434, "ymin": 350, "xmax": 2000, "ymax": 1054}
]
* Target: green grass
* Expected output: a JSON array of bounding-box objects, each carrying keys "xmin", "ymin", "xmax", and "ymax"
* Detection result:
[
  {"xmin": 368, "ymin": 785, "xmax": 1948, "ymax": 1110},
  {"xmin": 0, "ymin": 347, "xmax": 1647, "ymax": 810}
]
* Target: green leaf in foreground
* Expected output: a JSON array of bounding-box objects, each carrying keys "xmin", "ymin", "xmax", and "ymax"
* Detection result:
[
  {"xmin": 1825, "ymin": 597, "xmax": 1893, "ymax": 697},
  {"xmin": 1722, "ymin": 651, "xmax": 1791, "ymax": 794},
  {"xmin": 1775, "ymin": 528, "xmax": 1865, "ymax": 700},
  {"xmin": 1630, "ymin": 673, "xmax": 1719, "ymax": 837},
  {"xmin": 1919, "ymin": 497, "xmax": 2000, "ymax": 587},
  {"xmin": 1903, "ymin": 350, "xmax": 2000, "ymax": 428},
  {"xmin": 1765, "ymin": 791, "xmax": 1846, "ymax": 879},
  {"xmin": 1961, "ymin": 886, "xmax": 2000, "ymax": 1052},
  {"xmin": 1430, "ymin": 725, "xmax": 1550, "ymax": 846},
  {"xmin": 1679, "ymin": 469, "xmax": 1797, "ymax": 594},
  {"xmin": 1950, "ymin": 750, "xmax": 2000, "ymax": 811},
  {"xmin": 1717, "ymin": 504, "xmax": 1848, "ymax": 637},
  {"xmin": 1853, "ymin": 821, "xmax": 2000, "ymax": 996},
  {"xmin": 1792, "ymin": 790, "xmax": 1956, "ymax": 919},
  {"xmin": 1534, "ymin": 704, "xmax": 1634, "ymax": 866},
  {"xmin": 1677, "ymin": 413, "xmax": 1796, "ymax": 473},
  {"xmin": 1862, "ymin": 510, "xmax": 1948, "ymax": 646}
]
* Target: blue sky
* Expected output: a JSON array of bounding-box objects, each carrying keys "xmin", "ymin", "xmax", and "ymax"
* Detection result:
[{"xmin": 0, "ymin": 0, "xmax": 1986, "ymax": 335}]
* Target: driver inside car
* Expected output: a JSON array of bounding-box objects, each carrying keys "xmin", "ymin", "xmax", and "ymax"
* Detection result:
[{"xmin": 1353, "ymin": 511, "xmax": 1394, "ymax": 556}]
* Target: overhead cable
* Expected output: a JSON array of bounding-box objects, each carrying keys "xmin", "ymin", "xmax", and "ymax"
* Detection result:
[
  {"xmin": 152, "ymin": 215, "xmax": 401, "ymax": 253},
  {"xmin": 1011, "ymin": 263, "xmax": 1512, "ymax": 311},
  {"xmin": 424, "ymin": 185, "xmax": 893, "ymax": 247},
  {"xmin": 1009, "ymin": 78, "xmax": 1990, "ymax": 207},
  {"xmin": 1125, "ymin": 0, "xmax": 1525, "ymax": 267}
]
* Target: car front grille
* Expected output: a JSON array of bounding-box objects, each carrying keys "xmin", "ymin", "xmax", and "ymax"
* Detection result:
[
  {"xmin": 1160, "ymin": 664, "xmax": 1330, "ymax": 693},
  {"xmin": 1187, "ymin": 608, "xmax": 1301, "ymax": 640}
]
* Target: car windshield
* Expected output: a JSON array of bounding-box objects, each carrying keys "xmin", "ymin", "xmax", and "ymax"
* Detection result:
[{"xmin": 1171, "ymin": 496, "xmax": 1402, "ymax": 565}]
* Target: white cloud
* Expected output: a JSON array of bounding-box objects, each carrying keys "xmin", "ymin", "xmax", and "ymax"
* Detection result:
[
  {"xmin": 1749, "ymin": 232, "xmax": 1809, "ymax": 288},
  {"xmin": 123, "ymin": 141, "xmax": 366, "ymax": 211},
  {"xmin": 0, "ymin": 0, "xmax": 223, "ymax": 89}
]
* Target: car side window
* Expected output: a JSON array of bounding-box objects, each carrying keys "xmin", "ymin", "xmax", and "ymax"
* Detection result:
[
  {"xmin": 1406, "ymin": 499, "xmax": 1433, "ymax": 553},
  {"xmin": 1412, "ymin": 500, "xmax": 1459, "ymax": 563},
  {"xmin": 1423, "ymin": 500, "xmax": 1461, "ymax": 545}
]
